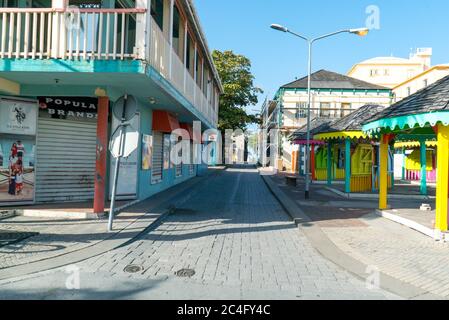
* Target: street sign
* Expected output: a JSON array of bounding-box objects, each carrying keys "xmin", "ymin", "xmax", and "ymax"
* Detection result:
[
  {"xmin": 109, "ymin": 125, "xmax": 139, "ymax": 158},
  {"xmin": 108, "ymin": 94, "xmax": 138, "ymax": 232},
  {"xmin": 112, "ymin": 95, "xmax": 137, "ymax": 122}
]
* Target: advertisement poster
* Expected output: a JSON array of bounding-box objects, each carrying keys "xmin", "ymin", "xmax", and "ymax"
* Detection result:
[
  {"xmin": 142, "ymin": 135, "xmax": 153, "ymax": 170},
  {"xmin": 109, "ymin": 114, "xmax": 139, "ymax": 200},
  {"xmin": 0, "ymin": 99, "xmax": 37, "ymax": 204}
]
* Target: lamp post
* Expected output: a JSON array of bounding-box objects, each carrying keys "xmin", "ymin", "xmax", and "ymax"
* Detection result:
[{"xmin": 270, "ymin": 24, "xmax": 369, "ymax": 199}]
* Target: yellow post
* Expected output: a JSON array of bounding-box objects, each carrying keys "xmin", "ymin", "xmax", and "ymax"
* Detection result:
[
  {"xmin": 379, "ymin": 135, "xmax": 389, "ymax": 210},
  {"xmin": 436, "ymin": 124, "xmax": 449, "ymax": 232}
]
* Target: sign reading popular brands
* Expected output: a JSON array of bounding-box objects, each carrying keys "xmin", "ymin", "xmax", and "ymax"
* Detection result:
[
  {"xmin": 0, "ymin": 99, "xmax": 38, "ymax": 136},
  {"xmin": 38, "ymin": 97, "xmax": 98, "ymax": 120}
]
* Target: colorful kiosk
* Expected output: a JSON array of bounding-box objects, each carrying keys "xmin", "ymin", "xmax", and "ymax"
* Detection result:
[
  {"xmin": 394, "ymin": 141, "xmax": 437, "ymax": 183},
  {"xmin": 362, "ymin": 75, "xmax": 449, "ymax": 235},
  {"xmin": 313, "ymin": 104, "xmax": 389, "ymax": 193},
  {"xmin": 289, "ymin": 118, "xmax": 332, "ymax": 179}
]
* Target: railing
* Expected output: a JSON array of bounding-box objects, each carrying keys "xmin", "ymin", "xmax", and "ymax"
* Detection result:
[
  {"xmin": 148, "ymin": 16, "xmax": 217, "ymax": 125},
  {"xmin": 0, "ymin": 7, "xmax": 218, "ymax": 126},
  {"xmin": 0, "ymin": 8, "xmax": 144, "ymax": 60}
]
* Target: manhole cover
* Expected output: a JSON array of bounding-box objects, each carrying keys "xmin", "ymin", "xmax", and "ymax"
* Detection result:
[
  {"xmin": 123, "ymin": 264, "xmax": 143, "ymax": 274},
  {"xmin": 0, "ymin": 230, "xmax": 39, "ymax": 247},
  {"xmin": 175, "ymin": 268, "xmax": 195, "ymax": 277}
]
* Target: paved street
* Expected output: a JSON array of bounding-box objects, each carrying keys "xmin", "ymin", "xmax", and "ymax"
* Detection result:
[
  {"xmin": 268, "ymin": 173, "xmax": 449, "ymax": 299},
  {"xmin": 0, "ymin": 167, "xmax": 397, "ymax": 299}
]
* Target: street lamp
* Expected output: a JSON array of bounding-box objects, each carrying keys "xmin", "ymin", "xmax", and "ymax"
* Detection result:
[{"xmin": 270, "ymin": 23, "xmax": 369, "ymax": 199}]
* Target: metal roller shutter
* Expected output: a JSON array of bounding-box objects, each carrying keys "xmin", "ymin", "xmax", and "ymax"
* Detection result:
[
  {"xmin": 35, "ymin": 118, "xmax": 97, "ymax": 203},
  {"xmin": 152, "ymin": 132, "xmax": 163, "ymax": 184}
]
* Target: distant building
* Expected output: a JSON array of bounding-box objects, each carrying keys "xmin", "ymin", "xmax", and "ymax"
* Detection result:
[
  {"xmin": 348, "ymin": 48, "xmax": 433, "ymax": 89},
  {"xmin": 260, "ymin": 70, "xmax": 392, "ymax": 172},
  {"xmin": 392, "ymin": 64, "xmax": 449, "ymax": 102},
  {"xmin": 348, "ymin": 48, "xmax": 449, "ymax": 103}
]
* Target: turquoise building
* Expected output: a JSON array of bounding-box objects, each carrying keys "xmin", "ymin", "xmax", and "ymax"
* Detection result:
[{"xmin": 0, "ymin": 0, "xmax": 222, "ymax": 212}]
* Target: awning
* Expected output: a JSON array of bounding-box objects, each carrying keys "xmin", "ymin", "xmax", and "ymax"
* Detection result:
[
  {"xmin": 394, "ymin": 141, "xmax": 438, "ymax": 149},
  {"xmin": 314, "ymin": 131, "xmax": 367, "ymax": 141},
  {"xmin": 152, "ymin": 110, "xmax": 180, "ymax": 133},
  {"xmin": 293, "ymin": 139, "xmax": 325, "ymax": 146},
  {"xmin": 180, "ymin": 123, "xmax": 193, "ymax": 137}
]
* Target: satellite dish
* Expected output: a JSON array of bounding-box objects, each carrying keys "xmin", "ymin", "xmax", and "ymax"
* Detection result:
[{"xmin": 112, "ymin": 95, "xmax": 137, "ymax": 122}]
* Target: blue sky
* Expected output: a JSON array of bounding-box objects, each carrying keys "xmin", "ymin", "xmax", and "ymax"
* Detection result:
[{"xmin": 195, "ymin": 0, "xmax": 449, "ymax": 114}]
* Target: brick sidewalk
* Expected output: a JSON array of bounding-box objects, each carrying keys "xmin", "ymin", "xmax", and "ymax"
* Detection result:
[
  {"xmin": 0, "ymin": 171, "xmax": 219, "ymax": 272},
  {"xmin": 268, "ymin": 173, "xmax": 449, "ymax": 299}
]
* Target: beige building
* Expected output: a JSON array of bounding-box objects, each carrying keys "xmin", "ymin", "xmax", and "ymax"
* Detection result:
[
  {"xmin": 348, "ymin": 48, "xmax": 433, "ymax": 88},
  {"xmin": 260, "ymin": 70, "xmax": 392, "ymax": 172},
  {"xmin": 393, "ymin": 65, "xmax": 449, "ymax": 102}
]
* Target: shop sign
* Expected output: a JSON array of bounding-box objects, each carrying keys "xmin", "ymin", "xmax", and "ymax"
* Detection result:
[{"xmin": 38, "ymin": 97, "xmax": 98, "ymax": 120}]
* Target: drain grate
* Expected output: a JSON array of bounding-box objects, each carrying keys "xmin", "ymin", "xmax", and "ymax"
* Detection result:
[
  {"xmin": 123, "ymin": 264, "xmax": 144, "ymax": 274},
  {"xmin": 175, "ymin": 268, "xmax": 196, "ymax": 278}
]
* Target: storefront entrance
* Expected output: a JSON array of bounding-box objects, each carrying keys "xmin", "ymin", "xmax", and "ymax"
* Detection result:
[{"xmin": 35, "ymin": 97, "xmax": 98, "ymax": 203}]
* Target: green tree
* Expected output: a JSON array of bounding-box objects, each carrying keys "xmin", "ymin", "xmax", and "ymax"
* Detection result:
[{"xmin": 212, "ymin": 50, "xmax": 263, "ymax": 132}]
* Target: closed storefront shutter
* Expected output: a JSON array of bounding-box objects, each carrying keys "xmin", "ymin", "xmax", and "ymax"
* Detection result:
[
  {"xmin": 175, "ymin": 138, "xmax": 182, "ymax": 178},
  {"xmin": 35, "ymin": 118, "xmax": 97, "ymax": 203},
  {"xmin": 189, "ymin": 142, "xmax": 194, "ymax": 175},
  {"xmin": 152, "ymin": 132, "xmax": 163, "ymax": 184}
]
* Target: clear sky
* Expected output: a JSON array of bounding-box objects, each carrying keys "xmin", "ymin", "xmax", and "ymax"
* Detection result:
[{"xmin": 195, "ymin": 0, "xmax": 449, "ymax": 114}]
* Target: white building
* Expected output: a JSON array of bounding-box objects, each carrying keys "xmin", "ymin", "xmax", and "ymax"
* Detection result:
[{"xmin": 260, "ymin": 70, "xmax": 392, "ymax": 172}]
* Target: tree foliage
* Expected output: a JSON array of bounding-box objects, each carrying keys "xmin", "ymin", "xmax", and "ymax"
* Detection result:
[{"xmin": 212, "ymin": 50, "xmax": 263, "ymax": 131}]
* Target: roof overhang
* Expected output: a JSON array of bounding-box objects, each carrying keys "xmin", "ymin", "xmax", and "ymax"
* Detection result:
[
  {"xmin": 314, "ymin": 131, "xmax": 367, "ymax": 141},
  {"xmin": 363, "ymin": 111, "xmax": 449, "ymax": 136}
]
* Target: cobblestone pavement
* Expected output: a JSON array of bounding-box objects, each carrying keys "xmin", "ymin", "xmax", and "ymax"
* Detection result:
[
  {"xmin": 0, "ymin": 167, "xmax": 398, "ymax": 299},
  {"xmin": 270, "ymin": 173, "xmax": 449, "ymax": 299},
  {"xmin": 0, "ymin": 174, "xmax": 209, "ymax": 270}
]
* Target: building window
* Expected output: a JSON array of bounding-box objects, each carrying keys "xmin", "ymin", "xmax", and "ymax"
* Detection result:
[
  {"xmin": 295, "ymin": 102, "xmax": 307, "ymax": 119},
  {"xmin": 172, "ymin": 5, "xmax": 181, "ymax": 57},
  {"xmin": 341, "ymin": 103, "xmax": 352, "ymax": 117},
  {"xmin": 407, "ymin": 87, "xmax": 411, "ymax": 96},
  {"xmin": 320, "ymin": 103, "xmax": 332, "ymax": 118},
  {"xmin": 370, "ymin": 69, "xmax": 378, "ymax": 77},
  {"xmin": 151, "ymin": 0, "xmax": 164, "ymax": 31},
  {"xmin": 423, "ymin": 79, "xmax": 428, "ymax": 88},
  {"xmin": 384, "ymin": 69, "xmax": 390, "ymax": 76}
]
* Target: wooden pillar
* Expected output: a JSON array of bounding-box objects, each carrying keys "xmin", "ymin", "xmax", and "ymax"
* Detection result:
[
  {"xmin": 379, "ymin": 135, "xmax": 389, "ymax": 210},
  {"xmin": 93, "ymin": 97, "xmax": 109, "ymax": 214},
  {"xmin": 345, "ymin": 138, "xmax": 351, "ymax": 193},
  {"xmin": 327, "ymin": 142, "xmax": 332, "ymax": 186},
  {"xmin": 420, "ymin": 140, "xmax": 427, "ymax": 195},
  {"xmin": 436, "ymin": 124, "xmax": 449, "ymax": 232},
  {"xmin": 311, "ymin": 144, "xmax": 316, "ymax": 181}
]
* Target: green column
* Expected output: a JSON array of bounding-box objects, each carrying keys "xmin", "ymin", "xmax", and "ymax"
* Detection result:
[
  {"xmin": 420, "ymin": 140, "xmax": 427, "ymax": 195},
  {"xmin": 345, "ymin": 138, "xmax": 351, "ymax": 193},
  {"xmin": 327, "ymin": 142, "xmax": 332, "ymax": 186}
]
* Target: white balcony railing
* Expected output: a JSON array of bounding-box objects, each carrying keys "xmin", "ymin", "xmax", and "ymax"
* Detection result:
[{"xmin": 0, "ymin": 7, "xmax": 218, "ymax": 126}]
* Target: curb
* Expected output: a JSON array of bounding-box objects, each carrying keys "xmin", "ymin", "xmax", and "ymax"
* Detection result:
[
  {"xmin": 325, "ymin": 186, "xmax": 435, "ymax": 201},
  {"xmin": 0, "ymin": 168, "xmax": 223, "ymax": 282},
  {"xmin": 260, "ymin": 174, "xmax": 441, "ymax": 300}
]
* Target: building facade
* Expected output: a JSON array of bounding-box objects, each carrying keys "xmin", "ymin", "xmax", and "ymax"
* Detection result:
[
  {"xmin": 347, "ymin": 48, "xmax": 433, "ymax": 89},
  {"xmin": 0, "ymin": 0, "xmax": 222, "ymax": 213},
  {"xmin": 392, "ymin": 65, "xmax": 449, "ymax": 102},
  {"xmin": 260, "ymin": 70, "xmax": 392, "ymax": 172}
]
